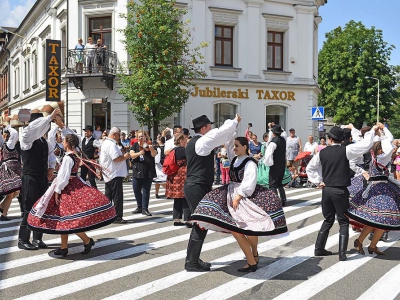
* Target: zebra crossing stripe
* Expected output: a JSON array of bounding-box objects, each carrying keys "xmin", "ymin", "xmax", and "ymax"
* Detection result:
[
  {"xmin": 189, "ymin": 231, "xmax": 360, "ymax": 300},
  {"xmin": 0, "ymin": 199, "xmax": 323, "ymax": 273},
  {"xmin": 102, "ymin": 219, "xmax": 324, "ymax": 300},
  {"xmin": 10, "ymin": 211, "xmax": 324, "ymax": 298},
  {"xmin": 357, "ymin": 261, "xmax": 400, "ymax": 300},
  {"xmin": 273, "ymin": 232, "xmax": 400, "ymax": 300},
  {"xmin": 14, "ymin": 221, "xmax": 324, "ymax": 300},
  {"xmin": 0, "ymin": 217, "xmax": 177, "ymax": 271}
]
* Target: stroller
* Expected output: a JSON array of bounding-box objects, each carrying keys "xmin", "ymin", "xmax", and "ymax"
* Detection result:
[{"xmin": 296, "ymin": 153, "xmax": 314, "ymax": 188}]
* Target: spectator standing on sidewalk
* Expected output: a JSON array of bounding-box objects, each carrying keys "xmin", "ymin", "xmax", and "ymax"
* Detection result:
[{"xmin": 100, "ymin": 127, "xmax": 130, "ymax": 224}]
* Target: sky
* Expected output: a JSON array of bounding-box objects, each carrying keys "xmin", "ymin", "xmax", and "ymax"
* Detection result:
[{"xmin": 2, "ymin": 0, "xmax": 400, "ymax": 66}]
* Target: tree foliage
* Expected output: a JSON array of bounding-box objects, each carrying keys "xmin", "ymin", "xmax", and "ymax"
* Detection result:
[
  {"xmin": 119, "ymin": 0, "xmax": 208, "ymax": 137},
  {"xmin": 318, "ymin": 21, "xmax": 397, "ymax": 128}
]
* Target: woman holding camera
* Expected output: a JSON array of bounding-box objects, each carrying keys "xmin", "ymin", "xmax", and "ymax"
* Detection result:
[{"xmin": 130, "ymin": 130, "xmax": 157, "ymax": 216}]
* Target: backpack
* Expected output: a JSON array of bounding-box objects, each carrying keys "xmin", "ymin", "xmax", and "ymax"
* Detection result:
[{"xmin": 162, "ymin": 148, "xmax": 179, "ymax": 175}]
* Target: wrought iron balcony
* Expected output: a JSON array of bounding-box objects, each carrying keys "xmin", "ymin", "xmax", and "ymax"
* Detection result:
[{"xmin": 64, "ymin": 48, "xmax": 118, "ymax": 90}]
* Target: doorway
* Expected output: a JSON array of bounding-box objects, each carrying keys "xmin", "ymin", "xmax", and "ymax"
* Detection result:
[
  {"xmin": 266, "ymin": 105, "xmax": 286, "ymax": 130},
  {"xmin": 92, "ymin": 102, "xmax": 111, "ymax": 132}
]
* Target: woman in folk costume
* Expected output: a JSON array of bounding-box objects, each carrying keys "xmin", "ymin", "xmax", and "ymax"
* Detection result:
[
  {"xmin": 0, "ymin": 125, "xmax": 21, "ymax": 221},
  {"xmin": 47, "ymin": 124, "xmax": 74, "ymax": 182},
  {"xmin": 28, "ymin": 131, "xmax": 116, "ymax": 257},
  {"xmin": 347, "ymin": 125, "xmax": 400, "ymax": 255},
  {"xmin": 190, "ymin": 136, "xmax": 287, "ymax": 272}
]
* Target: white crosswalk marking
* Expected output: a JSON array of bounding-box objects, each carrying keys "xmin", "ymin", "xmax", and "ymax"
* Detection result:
[{"xmin": 0, "ymin": 183, "xmax": 399, "ymax": 300}]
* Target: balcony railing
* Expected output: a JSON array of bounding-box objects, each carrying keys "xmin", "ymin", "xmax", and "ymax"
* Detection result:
[{"xmin": 66, "ymin": 49, "xmax": 118, "ymax": 76}]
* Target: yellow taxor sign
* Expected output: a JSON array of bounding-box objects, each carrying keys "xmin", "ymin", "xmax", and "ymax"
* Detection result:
[{"xmin": 46, "ymin": 39, "xmax": 61, "ymax": 101}]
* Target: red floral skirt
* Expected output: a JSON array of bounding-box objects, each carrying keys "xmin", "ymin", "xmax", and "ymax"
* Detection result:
[{"xmin": 28, "ymin": 177, "xmax": 116, "ymax": 234}]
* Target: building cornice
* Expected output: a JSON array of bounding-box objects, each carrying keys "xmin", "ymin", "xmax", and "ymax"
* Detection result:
[
  {"xmin": 208, "ymin": 7, "xmax": 243, "ymax": 15},
  {"xmin": 294, "ymin": 4, "xmax": 318, "ymax": 15}
]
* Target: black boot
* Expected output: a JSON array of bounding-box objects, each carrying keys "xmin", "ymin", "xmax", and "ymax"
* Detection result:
[
  {"xmin": 314, "ymin": 230, "xmax": 332, "ymax": 256},
  {"xmin": 18, "ymin": 225, "xmax": 38, "ymax": 250},
  {"xmin": 184, "ymin": 227, "xmax": 210, "ymax": 272},
  {"xmin": 380, "ymin": 231, "xmax": 389, "ymax": 242},
  {"xmin": 32, "ymin": 231, "xmax": 47, "ymax": 249},
  {"xmin": 278, "ymin": 186, "xmax": 287, "ymax": 207},
  {"xmin": 339, "ymin": 234, "xmax": 349, "ymax": 261}
]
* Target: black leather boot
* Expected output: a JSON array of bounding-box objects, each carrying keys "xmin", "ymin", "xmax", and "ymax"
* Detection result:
[
  {"xmin": 32, "ymin": 231, "xmax": 47, "ymax": 249},
  {"xmin": 184, "ymin": 227, "xmax": 210, "ymax": 272},
  {"xmin": 18, "ymin": 225, "xmax": 38, "ymax": 250},
  {"xmin": 278, "ymin": 186, "xmax": 287, "ymax": 207},
  {"xmin": 314, "ymin": 230, "xmax": 332, "ymax": 256},
  {"xmin": 339, "ymin": 234, "xmax": 349, "ymax": 261}
]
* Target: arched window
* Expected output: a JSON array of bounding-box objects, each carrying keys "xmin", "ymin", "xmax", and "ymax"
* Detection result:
[
  {"xmin": 214, "ymin": 103, "xmax": 237, "ymax": 128},
  {"xmin": 266, "ymin": 105, "xmax": 286, "ymax": 129}
]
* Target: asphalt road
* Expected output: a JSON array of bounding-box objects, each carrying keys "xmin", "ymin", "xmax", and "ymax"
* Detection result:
[{"xmin": 0, "ymin": 183, "xmax": 399, "ymax": 300}]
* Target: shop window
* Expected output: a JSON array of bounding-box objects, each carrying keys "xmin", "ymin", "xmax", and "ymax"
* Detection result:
[
  {"xmin": 24, "ymin": 59, "xmax": 30, "ymax": 90},
  {"xmin": 89, "ymin": 16, "xmax": 112, "ymax": 50},
  {"xmin": 214, "ymin": 103, "xmax": 237, "ymax": 128},
  {"xmin": 266, "ymin": 105, "xmax": 286, "ymax": 129},
  {"xmin": 267, "ymin": 32, "xmax": 283, "ymax": 70},
  {"xmin": 215, "ymin": 25, "xmax": 233, "ymax": 66},
  {"xmin": 92, "ymin": 102, "xmax": 111, "ymax": 131}
]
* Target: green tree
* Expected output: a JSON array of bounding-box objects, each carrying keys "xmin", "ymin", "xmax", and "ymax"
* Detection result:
[
  {"xmin": 318, "ymin": 21, "xmax": 397, "ymax": 128},
  {"xmin": 119, "ymin": 0, "xmax": 208, "ymax": 137}
]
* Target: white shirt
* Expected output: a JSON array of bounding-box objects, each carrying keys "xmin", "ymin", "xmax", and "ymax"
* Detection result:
[
  {"xmin": 54, "ymin": 153, "xmax": 75, "ymax": 194},
  {"xmin": 306, "ymin": 127, "xmax": 377, "ymax": 184},
  {"xmin": 85, "ymin": 43, "xmax": 96, "ymax": 57},
  {"xmin": 20, "ymin": 116, "xmax": 56, "ymax": 169},
  {"xmin": 48, "ymin": 125, "xmax": 76, "ymax": 152},
  {"xmin": 0, "ymin": 125, "xmax": 18, "ymax": 149},
  {"xmin": 194, "ymin": 118, "xmax": 238, "ymax": 156},
  {"xmin": 164, "ymin": 137, "xmax": 175, "ymax": 152},
  {"xmin": 99, "ymin": 138, "xmax": 128, "ymax": 182},
  {"xmin": 304, "ymin": 142, "xmax": 318, "ymax": 155}
]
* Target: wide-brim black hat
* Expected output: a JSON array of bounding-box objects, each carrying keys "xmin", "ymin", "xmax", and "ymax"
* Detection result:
[
  {"xmin": 327, "ymin": 126, "xmax": 344, "ymax": 141},
  {"xmin": 271, "ymin": 125, "xmax": 284, "ymax": 134},
  {"xmin": 191, "ymin": 115, "xmax": 214, "ymax": 130},
  {"xmin": 83, "ymin": 125, "xmax": 94, "ymax": 131},
  {"xmin": 28, "ymin": 112, "xmax": 44, "ymax": 123}
]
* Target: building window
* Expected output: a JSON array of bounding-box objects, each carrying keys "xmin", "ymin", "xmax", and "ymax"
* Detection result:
[
  {"xmin": 42, "ymin": 44, "xmax": 46, "ymax": 82},
  {"xmin": 267, "ymin": 32, "xmax": 283, "ymax": 70},
  {"xmin": 14, "ymin": 67, "xmax": 20, "ymax": 96},
  {"xmin": 266, "ymin": 105, "xmax": 286, "ymax": 129},
  {"xmin": 24, "ymin": 59, "xmax": 30, "ymax": 90},
  {"xmin": 32, "ymin": 51, "xmax": 38, "ymax": 86},
  {"xmin": 214, "ymin": 103, "xmax": 237, "ymax": 128},
  {"xmin": 89, "ymin": 16, "xmax": 112, "ymax": 50},
  {"xmin": 215, "ymin": 25, "xmax": 233, "ymax": 66}
]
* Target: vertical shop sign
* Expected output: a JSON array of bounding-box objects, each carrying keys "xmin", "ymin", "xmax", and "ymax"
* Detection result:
[{"xmin": 46, "ymin": 39, "xmax": 61, "ymax": 101}]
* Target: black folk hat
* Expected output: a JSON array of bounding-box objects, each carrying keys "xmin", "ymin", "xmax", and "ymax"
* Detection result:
[
  {"xmin": 28, "ymin": 112, "xmax": 44, "ymax": 123},
  {"xmin": 327, "ymin": 126, "xmax": 344, "ymax": 141},
  {"xmin": 271, "ymin": 125, "xmax": 284, "ymax": 134},
  {"xmin": 343, "ymin": 128, "xmax": 351, "ymax": 139},
  {"xmin": 191, "ymin": 115, "xmax": 214, "ymax": 130},
  {"xmin": 83, "ymin": 125, "xmax": 94, "ymax": 131}
]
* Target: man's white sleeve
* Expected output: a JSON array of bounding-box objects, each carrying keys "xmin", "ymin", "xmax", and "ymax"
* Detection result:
[{"xmin": 306, "ymin": 152, "xmax": 323, "ymax": 184}]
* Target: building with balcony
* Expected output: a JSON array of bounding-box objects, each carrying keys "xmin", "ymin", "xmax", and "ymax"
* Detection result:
[{"xmin": 1, "ymin": 0, "xmax": 327, "ymax": 140}]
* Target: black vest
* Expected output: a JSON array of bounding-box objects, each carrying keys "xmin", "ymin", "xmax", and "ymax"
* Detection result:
[
  {"xmin": 271, "ymin": 136, "xmax": 286, "ymax": 168},
  {"xmin": 82, "ymin": 137, "xmax": 96, "ymax": 159},
  {"xmin": 320, "ymin": 145, "xmax": 351, "ymax": 187},
  {"xmin": 21, "ymin": 138, "xmax": 48, "ymax": 176},
  {"xmin": 185, "ymin": 135, "xmax": 215, "ymax": 186}
]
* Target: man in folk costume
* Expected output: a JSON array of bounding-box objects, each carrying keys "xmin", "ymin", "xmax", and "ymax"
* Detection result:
[
  {"xmin": 184, "ymin": 114, "xmax": 241, "ymax": 272},
  {"xmin": 18, "ymin": 109, "xmax": 60, "ymax": 250},
  {"xmin": 306, "ymin": 126, "xmax": 377, "ymax": 261},
  {"xmin": 262, "ymin": 125, "xmax": 287, "ymax": 206},
  {"xmin": 81, "ymin": 125, "xmax": 101, "ymax": 189}
]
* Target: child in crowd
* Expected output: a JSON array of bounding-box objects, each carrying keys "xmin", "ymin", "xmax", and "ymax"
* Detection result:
[{"xmin": 287, "ymin": 162, "xmax": 298, "ymax": 188}]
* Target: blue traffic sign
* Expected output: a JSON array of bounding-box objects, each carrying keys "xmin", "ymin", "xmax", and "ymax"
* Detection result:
[{"xmin": 311, "ymin": 107, "xmax": 324, "ymax": 120}]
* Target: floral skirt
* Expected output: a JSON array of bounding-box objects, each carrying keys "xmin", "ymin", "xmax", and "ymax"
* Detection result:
[
  {"xmin": 28, "ymin": 177, "xmax": 116, "ymax": 234},
  {"xmin": 0, "ymin": 160, "xmax": 22, "ymax": 196},
  {"xmin": 190, "ymin": 182, "xmax": 287, "ymax": 236},
  {"xmin": 346, "ymin": 179, "xmax": 400, "ymax": 231}
]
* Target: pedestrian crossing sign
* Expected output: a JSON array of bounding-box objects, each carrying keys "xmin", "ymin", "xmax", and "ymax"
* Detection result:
[{"xmin": 311, "ymin": 107, "xmax": 324, "ymax": 120}]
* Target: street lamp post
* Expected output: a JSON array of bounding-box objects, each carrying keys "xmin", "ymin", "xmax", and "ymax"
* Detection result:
[{"xmin": 365, "ymin": 76, "xmax": 380, "ymax": 123}]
